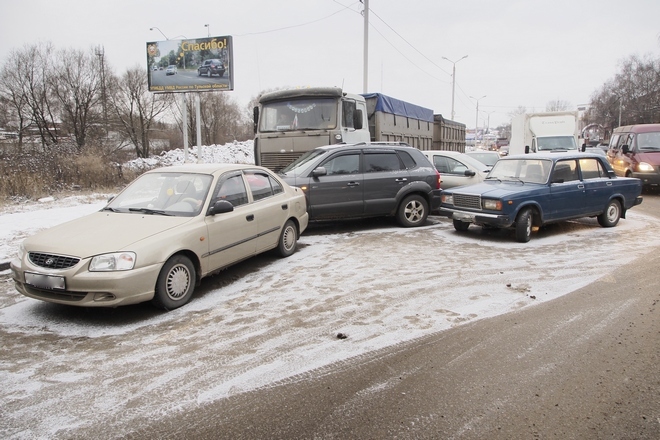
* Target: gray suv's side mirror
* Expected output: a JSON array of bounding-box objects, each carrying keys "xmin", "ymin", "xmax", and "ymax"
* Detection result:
[{"xmin": 312, "ymin": 167, "xmax": 327, "ymax": 178}]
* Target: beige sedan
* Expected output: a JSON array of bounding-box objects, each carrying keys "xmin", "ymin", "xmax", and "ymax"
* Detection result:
[{"xmin": 11, "ymin": 164, "xmax": 309, "ymax": 310}]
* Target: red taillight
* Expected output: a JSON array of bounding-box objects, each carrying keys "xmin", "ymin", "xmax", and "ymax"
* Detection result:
[{"xmin": 434, "ymin": 169, "xmax": 442, "ymax": 190}]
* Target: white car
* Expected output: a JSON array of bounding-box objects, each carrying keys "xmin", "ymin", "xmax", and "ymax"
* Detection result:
[
  {"xmin": 422, "ymin": 150, "xmax": 490, "ymax": 189},
  {"xmin": 11, "ymin": 164, "xmax": 309, "ymax": 310},
  {"xmin": 165, "ymin": 65, "xmax": 177, "ymax": 75}
]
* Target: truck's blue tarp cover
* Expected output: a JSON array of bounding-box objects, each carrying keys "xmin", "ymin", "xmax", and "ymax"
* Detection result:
[{"xmin": 361, "ymin": 93, "xmax": 434, "ymax": 123}]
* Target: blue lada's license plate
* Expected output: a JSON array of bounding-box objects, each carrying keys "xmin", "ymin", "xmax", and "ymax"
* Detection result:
[{"xmin": 25, "ymin": 272, "xmax": 66, "ymax": 290}]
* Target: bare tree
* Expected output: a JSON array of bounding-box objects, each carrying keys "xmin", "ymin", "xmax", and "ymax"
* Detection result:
[
  {"xmin": 589, "ymin": 54, "xmax": 660, "ymax": 130},
  {"xmin": 6, "ymin": 43, "xmax": 61, "ymax": 148},
  {"xmin": 545, "ymin": 100, "xmax": 572, "ymax": 111},
  {"xmin": 109, "ymin": 66, "xmax": 174, "ymax": 158},
  {"xmin": 51, "ymin": 47, "xmax": 103, "ymax": 151},
  {"xmin": 0, "ymin": 50, "xmax": 33, "ymax": 148}
]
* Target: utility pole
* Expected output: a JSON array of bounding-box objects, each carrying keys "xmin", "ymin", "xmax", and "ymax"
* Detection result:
[
  {"xmin": 362, "ymin": 0, "xmax": 369, "ymax": 94},
  {"xmin": 442, "ymin": 55, "xmax": 467, "ymax": 121},
  {"xmin": 470, "ymin": 95, "xmax": 486, "ymax": 144},
  {"xmin": 95, "ymin": 45, "xmax": 108, "ymax": 138}
]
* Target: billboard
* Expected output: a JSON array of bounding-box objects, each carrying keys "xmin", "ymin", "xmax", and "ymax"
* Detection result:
[{"xmin": 146, "ymin": 36, "xmax": 234, "ymax": 93}]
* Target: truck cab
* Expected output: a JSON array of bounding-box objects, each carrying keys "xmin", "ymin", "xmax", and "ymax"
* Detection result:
[{"xmin": 253, "ymin": 87, "xmax": 369, "ymax": 171}]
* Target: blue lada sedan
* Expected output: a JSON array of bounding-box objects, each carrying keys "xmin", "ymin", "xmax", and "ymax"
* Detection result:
[{"xmin": 439, "ymin": 152, "xmax": 643, "ymax": 242}]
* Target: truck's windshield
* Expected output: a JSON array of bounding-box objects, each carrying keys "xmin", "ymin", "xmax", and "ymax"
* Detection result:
[
  {"xmin": 537, "ymin": 136, "xmax": 577, "ymax": 151},
  {"xmin": 636, "ymin": 132, "xmax": 660, "ymax": 151},
  {"xmin": 259, "ymin": 98, "xmax": 338, "ymax": 132}
]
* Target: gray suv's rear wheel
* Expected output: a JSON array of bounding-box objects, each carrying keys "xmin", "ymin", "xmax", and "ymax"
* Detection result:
[{"xmin": 396, "ymin": 194, "xmax": 428, "ymax": 227}]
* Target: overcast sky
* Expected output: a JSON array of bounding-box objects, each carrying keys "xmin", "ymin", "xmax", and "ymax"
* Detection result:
[{"xmin": 1, "ymin": 0, "xmax": 659, "ymax": 129}]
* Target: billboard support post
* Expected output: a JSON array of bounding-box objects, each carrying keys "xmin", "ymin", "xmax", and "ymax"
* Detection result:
[
  {"xmin": 195, "ymin": 94, "xmax": 202, "ymax": 163},
  {"xmin": 181, "ymin": 94, "xmax": 189, "ymax": 163}
]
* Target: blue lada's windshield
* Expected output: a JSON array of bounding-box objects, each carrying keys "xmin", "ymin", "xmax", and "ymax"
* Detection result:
[{"xmin": 487, "ymin": 159, "xmax": 551, "ymax": 184}]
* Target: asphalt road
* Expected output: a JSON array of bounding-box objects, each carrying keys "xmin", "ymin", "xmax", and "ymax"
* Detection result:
[{"xmin": 132, "ymin": 190, "xmax": 660, "ymax": 439}]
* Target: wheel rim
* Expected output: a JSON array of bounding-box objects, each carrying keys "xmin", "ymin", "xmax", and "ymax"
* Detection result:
[
  {"xmin": 282, "ymin": 225, "xmax": 296, "ymax": 251},
  {"xmin": 607, "ymin": 203, "xmax": 620, "ymax": 222},
  {"xmin": 405, "ymin": 200, "xmax": 424, "ymax": 223},
  {"xmin": 166, "ymin": 264, "xmax": 191, "ymax": 300},
  {"xmin": 525, "ymin": 217, "xmax": 532, "ymax": 237}
]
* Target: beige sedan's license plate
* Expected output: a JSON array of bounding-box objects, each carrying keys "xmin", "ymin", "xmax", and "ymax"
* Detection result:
[{"xmin": 25, "ymin": 272, "xmax": 66, "ymax": 290}]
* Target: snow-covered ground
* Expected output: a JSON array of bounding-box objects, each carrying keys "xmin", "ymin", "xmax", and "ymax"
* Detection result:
[{"xmin": 2, "ymin": 142, "xmax": 660, "ymax": 439}]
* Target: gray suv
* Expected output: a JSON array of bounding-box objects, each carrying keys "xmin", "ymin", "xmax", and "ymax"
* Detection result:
[{"xmin": 279, "ymin": 143, "xmax": 442, "ymax": 227}]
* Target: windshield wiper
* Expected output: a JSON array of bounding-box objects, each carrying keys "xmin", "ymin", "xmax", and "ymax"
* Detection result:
[
  {"xmin": 101, "ymin": 207, "xmax": 119, "ymax": 212},
  {"xmin": 485, "ymin": 176, "xmax": 502, "ymax": 182},
  {"xmin": 128, "ymin": 207, "xmax": 173, "ymax": 216}
]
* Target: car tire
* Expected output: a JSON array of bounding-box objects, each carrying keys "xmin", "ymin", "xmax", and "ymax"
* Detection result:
[
  {"xmin": 276, "ymin": 220, "xmax": 298, "ymax": 257},
  {"xmin": 597, "ymin": 199, "xmax": 621, "ymax": 227},
  {"xmin": 198, "ymin": 70, "xmax": 202, "ymax": 76},
  {"xmin": 396, "ymin": 194, "xmax": 428, "ymax": 227},
  {"xmin": 515, "ymin": 208, "xmax": 533, "ymax": 243},
  {"xmin": 207, "ymin": 71, "xmax": 211, "ymax": 77},
  {"xmin": 453, "ymin": 219, "xmax": 470, "ymax": 231},
  {"xmin": 152, "ymin": 255, "xmax": 196, "ymax": 310}
]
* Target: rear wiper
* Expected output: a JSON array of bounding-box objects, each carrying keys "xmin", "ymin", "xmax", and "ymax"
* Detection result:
[{"xmin": 129, "ymin": 207, "xmax": 173, "ymax": 216}]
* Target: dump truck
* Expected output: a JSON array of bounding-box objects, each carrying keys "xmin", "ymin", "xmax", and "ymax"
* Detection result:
[{"xmin": 253, "ymin": 87, "xmax": 465, "ymax": 171}]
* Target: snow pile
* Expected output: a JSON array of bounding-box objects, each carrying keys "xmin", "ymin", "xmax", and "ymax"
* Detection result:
[{"xmin": 123, "ymin": 140, "xmax": 255, "ymax": 171}]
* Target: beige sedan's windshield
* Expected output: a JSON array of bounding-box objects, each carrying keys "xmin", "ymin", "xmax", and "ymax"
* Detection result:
[{"xmin": 107, "ymin": 172, "xmax": 213, "ymax": 216}]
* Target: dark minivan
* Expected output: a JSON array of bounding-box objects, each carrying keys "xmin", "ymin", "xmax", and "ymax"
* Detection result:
[
  {"xmin": 279, "ymin": 142, "xmax": 442, "ymax": 227},
  {"xmin": 606, "ymin": 124, "xmax": 660, "ymax": 189}
]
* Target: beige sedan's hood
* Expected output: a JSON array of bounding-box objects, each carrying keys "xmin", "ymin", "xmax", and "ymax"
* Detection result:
[{"xmin": 24, "ymin": 211, "xmax": 195, "ymax": 258}]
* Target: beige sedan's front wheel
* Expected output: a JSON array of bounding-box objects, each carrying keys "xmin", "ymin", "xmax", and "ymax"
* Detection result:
[{"xmin": 152, "ymin": 255, "xmax": 196, "ymax": 310}]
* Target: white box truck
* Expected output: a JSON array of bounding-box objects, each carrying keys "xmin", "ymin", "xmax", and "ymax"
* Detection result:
[{"xmin": 509, "ymin": 111, "xmax": 579, "ymax": 155}]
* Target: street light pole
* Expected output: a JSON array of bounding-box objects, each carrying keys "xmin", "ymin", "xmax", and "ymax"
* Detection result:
[
  {"xmin": 442, "ymin": 55, "xmax": 467, "ymax": 121},
  {"xmin": 470, "ymin": 95, "xmax": 486, "ymax": 144},
  {"xmin": 150, "ymin": 26, "xmax": 169, "ymax": 40}
]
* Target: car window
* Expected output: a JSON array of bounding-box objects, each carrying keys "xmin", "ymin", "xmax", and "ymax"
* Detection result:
[
  {"xmin": 553, "ymin": 160, "xmax": 579, "ymax": 183},
  {"xmin": 636, "ymin": 132, "xmax": 660, "ymax": 151},
  {"xmin": 364, "ymin": 152, "xmax": 403, "ymax": 173},
  {"xmin": 579, "ymin": 158, "xmax": 607, "ymax": 180},
  {"xmin": 322, "ymin": 153, "xmax": 360, "ymax": 175},
  {"xmin": 245, "ymin": 171, "xmax": 276, "ymax": 201},
  {"xmin": 214, "ymin": 174, "xmax": 248, "ymax": 207},
  {"xmin": 432, "ymin": 155, "xmax": 450, "ymax": 173},
  {"xmin": 397, "ymin": 150, "xmax": 417, "ymax": 169},
  {"xmin": 609, "ymin": 134, "xmax": 620, "ymax": 150}
]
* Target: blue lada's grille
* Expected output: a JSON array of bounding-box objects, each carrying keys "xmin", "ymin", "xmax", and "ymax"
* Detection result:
[{"xmin": 453, "ymin": 194, "xmax": 481, "ymax": 210}]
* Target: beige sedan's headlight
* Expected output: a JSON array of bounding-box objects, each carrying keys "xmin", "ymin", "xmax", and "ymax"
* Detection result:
[{"xmin": 89, "ymin": 252, "xmax": 136, "ymax": 271}]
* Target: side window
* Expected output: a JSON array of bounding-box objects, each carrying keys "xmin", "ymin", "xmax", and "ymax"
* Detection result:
[
  {"xmin": 245, "ymin": 171, "xmax": 274, "ymax": 201},
  {"xmin": 553, "ymin": 160, "xmax": 579, "ymax": 183},
  {"xmin": 214, "ymin": 174, "xmax": 248, "ymax": 207},
  {"xmin": 270, "ymin": 175, "xmax": 284, "ymax": 195},
  {"xmin": 447, "ymin": 158, "xmax": 468, "ymax": 174},
  {"xmin": 432, "ymin": 155, "xmax": 450, "ymax": 173},
  {"xmin": 609, "ymin": 134, "xmax": 620, "ymax": 150},
  {"xmin": 322, "ymin": 154, "xmax": 360, "ymax": 175},
  {"xmin": 397, "ymin": 150, "xmax": 416, "ymax": 169},
  {"xmin": 342, "ymin": 100, "xmax": 356, "ymax": 129},
  {"xmin": 579, "ymin": 158, "xmax": 606, "ymax": 180},
  {"xmin": 364, "ymin": 152, "xmax": 403, "ymax": 173}
]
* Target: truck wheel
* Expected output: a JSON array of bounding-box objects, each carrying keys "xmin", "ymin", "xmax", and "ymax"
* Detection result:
[
  {"xmin": 152, "ymin": 255, "xmax": 196, "ymax": 310},
  {"xmin": 396, "ymin": 195, "xmax": 428, "ymax": 227},
  {"xmin": 515, "ymin": 208, "xmax": 532, "ymax": 243},
  {"xmin": 276, "ymin": 220, "xmax": 298, "ymax": 257},
  {"xmin": 453, "ymin": 219, "xmax": 470, "ymax": 231},
  {"xmin": 597, "ymin": 199, "xmax": 621, "ymax": 227}
]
